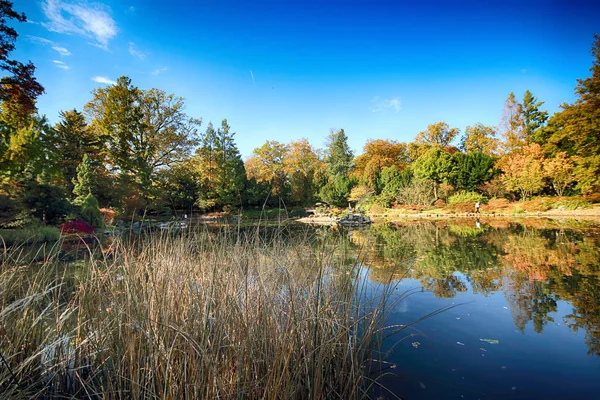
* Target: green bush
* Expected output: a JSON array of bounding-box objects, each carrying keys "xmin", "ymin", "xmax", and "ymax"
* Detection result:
[
  {"xmin": 448, "ymin": 191, "xmax": 486, "ymax": 205},
  {"xmin": 553, "ymin": 198, "xmax": 592, "ymax": 210},
  {"xmin": 0, "ymin": 225, "xmax": 60, "ymax": 246}
]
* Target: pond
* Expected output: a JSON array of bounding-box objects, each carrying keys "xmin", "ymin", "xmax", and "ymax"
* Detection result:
[{"xmin": 335, "ymin": 217, "xmax": 600, "ymax": 399}]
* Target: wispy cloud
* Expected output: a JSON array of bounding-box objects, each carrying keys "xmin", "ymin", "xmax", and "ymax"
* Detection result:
[
  {"xmin": 128, "ymin": 42, "xmax": 146, "ymax": 60},
  {"xmin": 92, "ymin": 76, "xmax": 116, "ymax": 85},
  {"xmin": 52, "ymin": 60, "xmax": 70, "ymax": 70},
  {"xmin": 250, "ymin": 70, "xmax": 255, "ymax": 84},
  {"xmin": 52, "ymin": 45, "xmax": 71, "ymax": 56},
  {"xmin": 27, "ymin": 35, "xmax": 72, "ymax": 56},
  {"xmin": 370, "ymin": 96, "xmax": 401, "ymax": 113},
  {"xmin": 129, "ymin": 6, "xmax": 135, "ymax": 12},
  {"xmin": 151, "ymin": 67, "xmax": 168, "ymax": 75},
  {"xmin": 41, "ymin": 0, "xmax": 117, "ymax": 50}
]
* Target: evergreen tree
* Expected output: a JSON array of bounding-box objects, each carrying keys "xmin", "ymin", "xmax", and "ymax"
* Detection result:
[
  {"xmin": 215, "ymin": 119, "xmax": 246, "ymax": 208},
  {"xmin": 523, "ymin": 90, "xmax": 548, "ymax": 142},
  {"xmin": 72, "ymin": 154, "xmax": 96, "ymax": 205},
  {"xmin": 325, "ymin": 128, "xmax": 353, "ymax": 177},
  {"xmin": 80, "ymin": 192, "xmax": 103, "ymax": 227}
]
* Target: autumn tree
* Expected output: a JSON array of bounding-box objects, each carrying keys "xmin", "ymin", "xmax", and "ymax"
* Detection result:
[
  {"xmin": 353, "ymin": 139, "xmax": 408, "ymax": 193},
  {"xmin": 415, "ymin": 122, "xmax": 460, "ymax": 148},
  {"xmin": 544, "ymin": 152, "xmax": 575, "ymax": 196},
  {"xmin": 499, "ymin": 92, "xmax": 526, "ymax": 153},
  {"xmin": 283, "ymin": 138, "xmax": 324, "ymax": 205},
  {"xmin": 245, "ymin": 140, "xmax": 290, "ymax": 202},
  {"xmin": 460, "ymin": 123, "xmax": 499, "ymax": 155},
  {"xmin": 499, "ymin": 143, "xmax": 546, "ymax": 200},
  {"xmin": 0, "ymin": 0, "xmax": 44, "ymax": 127}
]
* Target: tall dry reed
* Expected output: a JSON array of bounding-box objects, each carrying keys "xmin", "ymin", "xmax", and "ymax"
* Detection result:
[{"xmin": 0, "ymin": 225, "xmax": 407, "ymax": 399}]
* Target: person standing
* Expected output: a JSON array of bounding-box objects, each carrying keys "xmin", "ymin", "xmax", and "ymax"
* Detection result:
[{"xmin": 475, "ymin": 202, "xmax": 480, "ymax": 214}]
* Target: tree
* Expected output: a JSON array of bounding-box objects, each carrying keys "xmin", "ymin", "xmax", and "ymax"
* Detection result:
[
  {"xmin": 156, "ymin": 160, "xmax": 200, "ymax": 212},
  {"xmin": 449, "ymin": 152, "xmax": 496, "ymax": 192},
  {"xmin": 415, "ymin": 122, "xmax": 460, "ymax": 148},
  {"xmin": 72, "ymin": 154, "xmax": 96, "ymax": 205},
  {"xmin": 413, "ymin": 147, "xmax": 452, "ymax": 200},
  {"xmin": 523, "ymin": 90, "xmax": 548, "ymax": 141},
  {"xmin": 214, "ymin": 119, "xmax": 246, "ymax": 208},
  {"xmin": 80, "ymin": 193, "xmax": 103, "ymax": 228},
  {"xmin": 378, "ymin": 166, "xmax": 413, "ymax": 206},
  {"xmin": 319, "ymin": 175, "xmax": 353, "ymax": 207},
  {"xmin": 85, "ymin": 77, "xmax": 200, "ymax": 200},
  {"xmin": 0, "ymin": 1, "xmax": 44, "ymax": 127},
  {"xmin": 544, "ymin": 152, "xmax": 575, "ymax": 196},
  {"xmin": 499, "ymin": 143, "xmax": 546, "ymax": 200},
  {"xmin": 22, "ymin": 181, "xmax": 70, "ymax": 225},
  {"xmin": 460, "ymin": 123, "xmax": 499, "ymax": 155},
  {"xmin": 54, "ymin": 109, "xmax": 103, "ymax": 191},
  {"xmin": 0, "ymin": 114, "xmax": 57, "ymax": 180},
  {"xmin": 283, "ymin": 138, "xmax": 324, "ymax": 205},
  {"xmin": 540, "ymin": 35, "xmax": 600, "ymax": 194},
  {"xmin": 353, "ymin": 139, "xmax": 409, "ymax": 193},
  {"xmin": 325, "ymin": 128, "xmax": 353, "ymax": 177},
  {"xmin": 499, "ymin": 92, "xmax": 526, "ymax": 153},
  {"xmin": 245, "ymin": 140, "xmax": 290, "ymax": 202}
]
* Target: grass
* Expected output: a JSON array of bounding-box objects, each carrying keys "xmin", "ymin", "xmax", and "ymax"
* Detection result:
[
  {"xmin": 0, "ymin": 225, "xmax": 427, "ymax": 399},
  {"xmin": 0, "ymin": 225, "xmax": 60, "ymax": 246}
]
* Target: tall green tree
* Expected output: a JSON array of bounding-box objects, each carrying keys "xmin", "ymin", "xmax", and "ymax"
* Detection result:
[
  {"xmin": 523, "ymin": 90, "xmax": 548, "ymax": 141},
  {"xmin": 214, "ymin": 119, "xmax": 246, "ymax": 208},
  {"xmin": 325, "ymin": 128, "xmax": 353, "ymax": 177},
  {"xmin": 85, "ymin": 77, "xmax": 200, "ymax": 201},
  {"xmin": 72, "ymin": 154, "xmax": 96, "ymax": 206},
  {"xmin": 413, "ymin": 147, "xmax": 452, "ymax": 200},
  {"xmin": 54, "ymin": 109, "xmax": 103, "ymax": 192}
]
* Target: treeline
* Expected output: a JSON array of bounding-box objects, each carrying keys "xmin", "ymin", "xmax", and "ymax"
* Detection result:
[{"xmin": 1, "ymin": 1, "xmax": 599, "ymax": 227}]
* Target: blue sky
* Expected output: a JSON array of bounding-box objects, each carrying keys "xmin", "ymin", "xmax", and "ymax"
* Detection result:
[{"xmin": 12, "ymin": 0, "xmax": 600, "ymax": 158}]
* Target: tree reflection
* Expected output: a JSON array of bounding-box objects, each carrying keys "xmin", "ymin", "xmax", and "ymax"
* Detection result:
[{"xmin": 333, "ymin": 219, "xmax": 600, "ymax": 356}]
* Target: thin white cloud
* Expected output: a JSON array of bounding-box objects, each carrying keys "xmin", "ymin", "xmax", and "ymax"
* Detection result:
[
  {"xmin": 250, "ymin": 70, "xmax": 255, "ymax": 84},
  {"xmin": 370, "ymin": 96, "xmax": 401, "ymax": 113},
  {"xmin": 92, "ymin": 76, "xmax": 116, "ymax": 85},
  {"xmin": 41, "ymin": 0, "xmax": 117, "ymax": 50},
  {"xmin": 52, "ymin": 60, "xmax": 70, "ymax": 70},
  {"xmin": 129, "ymin": 6, "xmax": 135, "ymax": 12},
  {"xmin": 52, "ymin": 45, "xmax": 71, "ymax": 56},
  {"xmin": 128, "ymin": 42, "xmax": 146, "ymax": 60},
  {"xmin": 28, "ymin": 35, "xmax": 54, "ymax": 45},
  {"xmin": 151, "ymin": 67, "xmax": 168, "ymax": 75},
  {"xmin": 27, "ymin": 35, "xmax": 72, "ymax": 56}
]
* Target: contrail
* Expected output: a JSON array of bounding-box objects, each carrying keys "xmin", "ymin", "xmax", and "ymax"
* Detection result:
[{"xmin": 250, "ymin": 70, "xmax": 255, "ymax": 84}]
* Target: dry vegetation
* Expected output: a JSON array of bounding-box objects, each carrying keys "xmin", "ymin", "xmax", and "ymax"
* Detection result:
[{"xmin": 0, "ymin": 227, "xmax": 413, "ymax": 399}]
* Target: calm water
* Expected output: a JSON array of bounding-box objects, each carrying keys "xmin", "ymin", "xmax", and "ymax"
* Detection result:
[{"xmin": 336, "ymin": 218, "xmax": 600, "ymax": 400}]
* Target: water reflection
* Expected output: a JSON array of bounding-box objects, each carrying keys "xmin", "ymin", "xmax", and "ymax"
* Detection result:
[{"xmin": 341, "ymin": 219, "xmax": 600, "ymax": 357}]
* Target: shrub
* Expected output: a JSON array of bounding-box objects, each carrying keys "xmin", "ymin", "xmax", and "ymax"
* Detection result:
[
  {"xmin": 0, "ymin": 225, "xmax": 60, "ymax": 245},
  {"xmin": 448, "ymin": 191, "xmax": 485, "ymax": 205}
]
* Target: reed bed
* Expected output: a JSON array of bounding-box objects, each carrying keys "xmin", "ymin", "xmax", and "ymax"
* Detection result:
[{"xmin": 0, "ymin": 226, "xmax": 405, "ymax": 399}]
